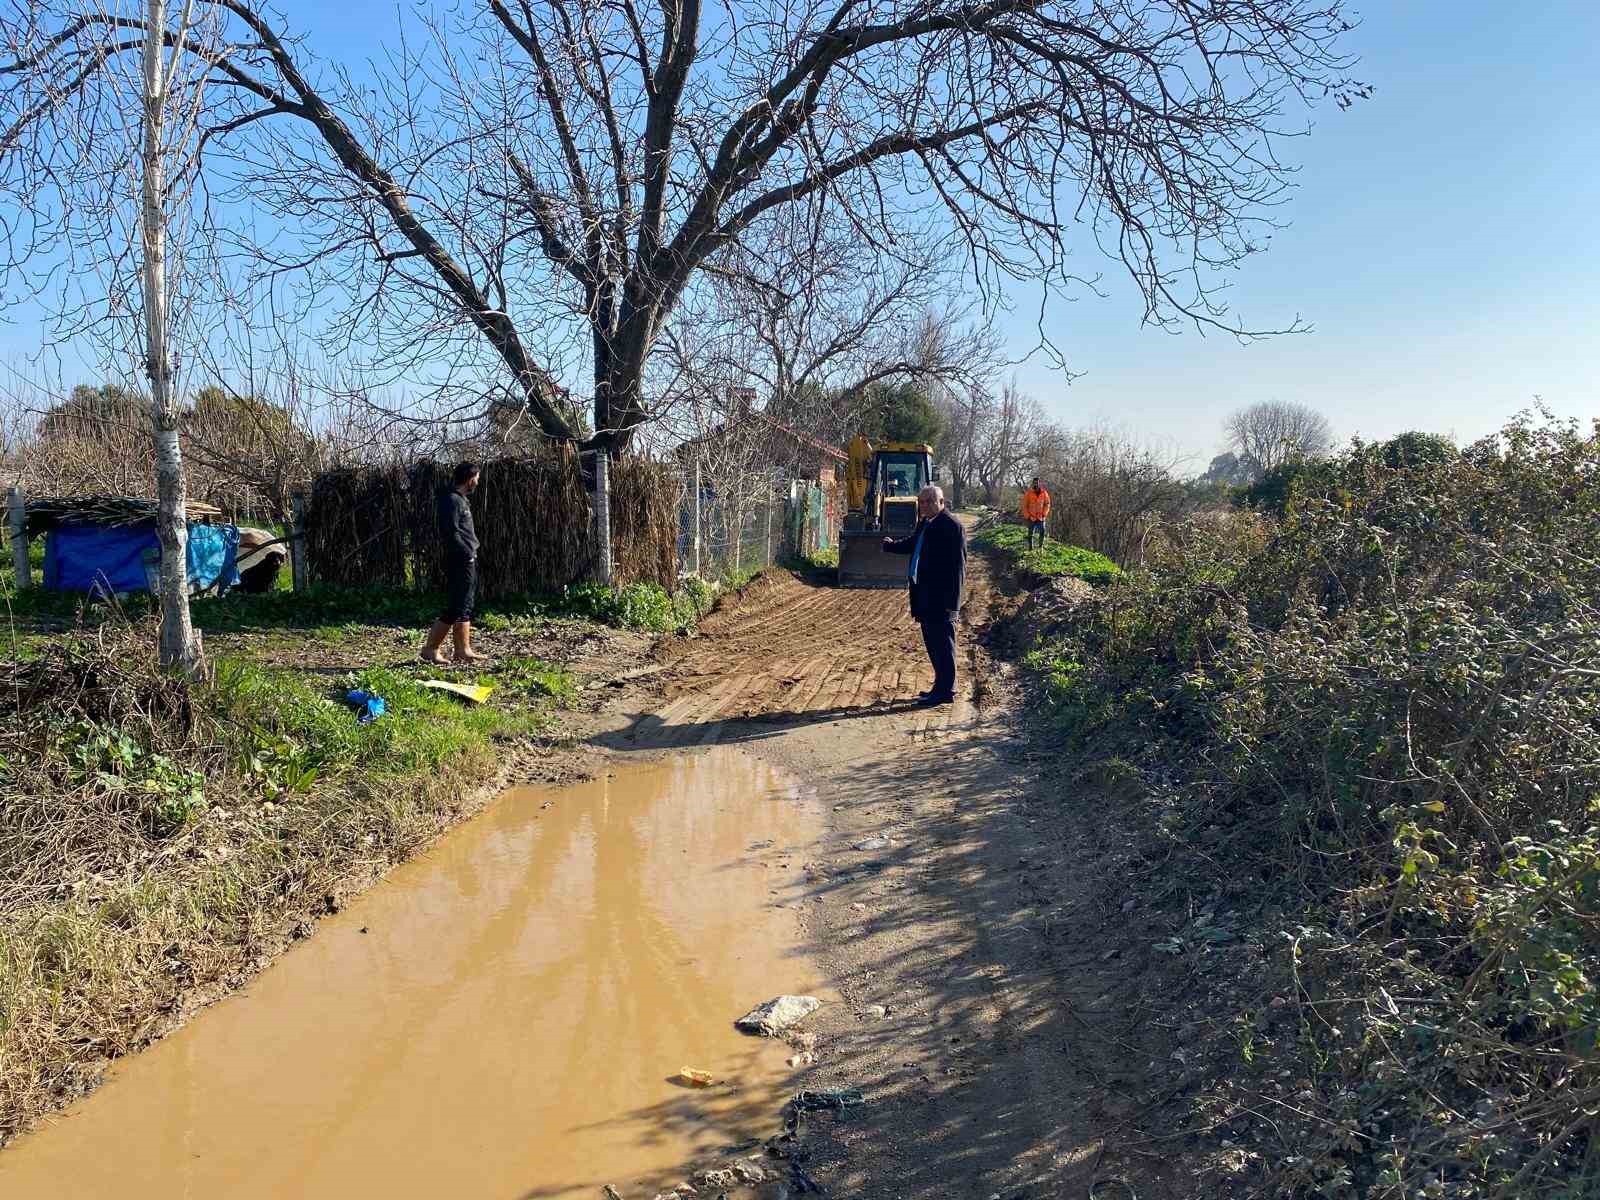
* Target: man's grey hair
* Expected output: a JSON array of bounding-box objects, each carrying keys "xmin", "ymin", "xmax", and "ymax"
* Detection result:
[{"xmin": 919, "ymin": 485, "xmax": 946, "ymax": 506}]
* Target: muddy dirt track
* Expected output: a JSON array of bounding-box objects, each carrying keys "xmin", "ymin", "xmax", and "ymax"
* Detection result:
[
  {"xmin": 596, "ymin": 543, "xmax": 1175, "ymax": 1200},
  {"xmin": 3, "ymin": 536, "xmax": 1179, "ymax": 1199}
]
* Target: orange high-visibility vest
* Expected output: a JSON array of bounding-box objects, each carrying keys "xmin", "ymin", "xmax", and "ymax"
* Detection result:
[{"xmin": 1020, "ymin": 487, "xmax": 1051, "ymax": 522}]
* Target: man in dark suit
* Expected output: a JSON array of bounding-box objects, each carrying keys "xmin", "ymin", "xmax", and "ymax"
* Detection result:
[{"xmin": 883, "ymin": 485, "xmax": 966, "ymax": 706}]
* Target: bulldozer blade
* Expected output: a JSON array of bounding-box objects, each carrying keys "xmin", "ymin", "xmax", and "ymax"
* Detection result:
[{"xmin": 837, "ymin": 531, "xmax": 909, "ymax": 588}]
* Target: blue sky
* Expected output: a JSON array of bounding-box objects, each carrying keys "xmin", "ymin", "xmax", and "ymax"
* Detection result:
[
  {"xmin": 4, "ymin": 2, "xmax": 1596, "ymax": 467},
  {"xmin": 1007, "ymin": 2, "xmax": 1600, "ymax": 466}
]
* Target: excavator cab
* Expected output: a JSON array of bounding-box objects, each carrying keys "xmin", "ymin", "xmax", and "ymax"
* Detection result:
[{"xmin": 838, "ymin": 439, "xmax": 936, "ymax": 587}]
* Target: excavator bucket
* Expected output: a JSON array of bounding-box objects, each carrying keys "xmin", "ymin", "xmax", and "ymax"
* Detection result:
[{"xmin": 838, "ymin": 529, "xmax": 909, "ymax": 588}]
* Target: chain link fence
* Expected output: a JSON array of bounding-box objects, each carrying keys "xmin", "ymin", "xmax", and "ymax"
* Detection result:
[{"xmin": 672, "ymin": 465, "xmax": 842, "ymax": 580}]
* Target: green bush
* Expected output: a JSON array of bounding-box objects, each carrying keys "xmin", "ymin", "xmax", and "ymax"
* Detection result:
[
  {"xmin": 972, "ymin": 522, "xmax": 1123, "ymax": 585},
  {"xmin": 1027, "ymin": 412, "xmax": 1600, "ymax": 1195}
]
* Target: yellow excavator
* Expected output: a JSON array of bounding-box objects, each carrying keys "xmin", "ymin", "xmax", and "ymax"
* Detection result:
[{"xmin": 838, "ymin": 435, "xmax": 936, "ymax": 587}]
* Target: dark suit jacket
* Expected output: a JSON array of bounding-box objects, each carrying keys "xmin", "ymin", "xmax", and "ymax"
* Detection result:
[{"xmin": 885, "ymin": 509, "xmax": 966, "ymax": 621}]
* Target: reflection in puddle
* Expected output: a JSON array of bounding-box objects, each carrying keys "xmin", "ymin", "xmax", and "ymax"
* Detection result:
[{"xmin": 0, "ymin": 749, "xmax": 824, "ymax": 1199}]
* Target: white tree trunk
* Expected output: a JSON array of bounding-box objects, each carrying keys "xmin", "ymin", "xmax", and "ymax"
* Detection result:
[
  {"xmin": 592, "ymin": 450, "xmax": 613, "ymax": 585},
  {"xmin": 143, "ymin": 0, "xmax": 200, "ymax": 672}
]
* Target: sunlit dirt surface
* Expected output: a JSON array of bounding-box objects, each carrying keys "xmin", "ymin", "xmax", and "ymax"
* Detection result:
[{"xmin": 0, "ymin": 749, "xmax": 824, "ymax": 1199}]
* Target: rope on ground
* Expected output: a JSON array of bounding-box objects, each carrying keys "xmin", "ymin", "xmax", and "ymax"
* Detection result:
[
  {"xmin": 1087, "ymin": 1139, "xmax": 1138, "ymax": 1200},
  {"xmin": 1089, "ymin": 1179, "xmax": 1138, "ymax": 1200}
]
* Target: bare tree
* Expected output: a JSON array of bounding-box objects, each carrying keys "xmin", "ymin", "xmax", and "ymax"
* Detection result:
[
  {"xmin": 1033, "ymin": 423, "xmax": 1188, "ymax": 565},
  {"xmin": 653, "ymin": 207, "xmax": 999, "ymax": 460},
  {"xmin": 973, "ymin": 380, "xmax": 1042, "ymax": 505},
  {"xmin": 2, "ymin": 0, "xmax": 1361, "ymax": 466},
  {"xmin": 1223, "ymin": 400, "xmax": 1335, "ymax": 474},
  {"xmin": 0, "ymin": 0, "xmax": 213, "ymax": 666},
  {"xmin": 139, "ymin": 0, "xmax": 203, "ymax": 669}
]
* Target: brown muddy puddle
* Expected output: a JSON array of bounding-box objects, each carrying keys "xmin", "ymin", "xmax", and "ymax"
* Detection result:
[{"xmin": 0, "ymin": 749, "xmax": 826, "ymax": 1199}]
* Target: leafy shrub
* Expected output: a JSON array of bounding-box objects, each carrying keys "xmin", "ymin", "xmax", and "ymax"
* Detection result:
[
  {"xmin": 1030, "ymin": 412, "xmax": 1600, "ymax": 1195},
  {"xmin": 973, "ymin": 522, "xmax": 1123, "ymax": 585}
]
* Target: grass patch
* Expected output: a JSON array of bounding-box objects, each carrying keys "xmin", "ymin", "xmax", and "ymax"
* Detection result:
[
  {"xmin": 972, "ymin": 522, "xmax": 1122, "ymax": 585},
  {"xmin": 0, "ymin": 575, "xmax": 732, "ymax": 637}
]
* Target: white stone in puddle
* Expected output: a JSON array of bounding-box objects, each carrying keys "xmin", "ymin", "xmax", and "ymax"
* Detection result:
[{"xmin": 735, "ymin": 995, "xmax": 822, "ymax": 1036}]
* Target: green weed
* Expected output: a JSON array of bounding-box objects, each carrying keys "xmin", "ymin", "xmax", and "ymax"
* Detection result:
[{"xmin": 972, "ymin": 523, "xmax": 1123, "ymax": 585}]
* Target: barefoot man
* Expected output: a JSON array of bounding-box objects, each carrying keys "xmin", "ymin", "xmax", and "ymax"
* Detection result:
[
  {"xmin": 883, "ymin": 485, "xmax": 966, "ymax": 706},
  {"xmin": 422, "ymin": 461, "xmax": 485, "ymax": 664}
]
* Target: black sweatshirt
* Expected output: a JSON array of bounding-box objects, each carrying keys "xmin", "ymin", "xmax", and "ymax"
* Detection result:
[{"xmin": 438, "ymin": 487, "xmax": 478, "ymax": 562}]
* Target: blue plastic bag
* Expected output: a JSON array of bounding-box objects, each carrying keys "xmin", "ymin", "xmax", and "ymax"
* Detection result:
[{"xmin": 345, "ymin": 690, "xmax": 386, "ymax": 724}]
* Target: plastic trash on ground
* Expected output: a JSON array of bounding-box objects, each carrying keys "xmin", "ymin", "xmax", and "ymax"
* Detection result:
[
  {"xmin": 345, "ymin": 690, "xmax": 386, "ymax": 724},
  {"xmin": 419, "ymin": 679, "xmax": 495, "ymax": 704},
  {"xmin": 676, "ymin": 1067, "xmax": 716, "ymax": 1088}
]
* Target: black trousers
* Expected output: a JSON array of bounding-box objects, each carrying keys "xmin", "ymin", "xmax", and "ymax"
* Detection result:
[
  {"xmin": 442, "ymin": 556, "xmax": 477, "ymax": 623},
  {"xmin": 918, "ymin": 611, "xmax": 958, "ymax": 698}
]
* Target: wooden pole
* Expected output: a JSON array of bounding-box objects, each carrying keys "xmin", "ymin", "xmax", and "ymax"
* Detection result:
[
  {"xmin": 593, "ymin": 451, "xmax": 614, "ymax": 585},
  {"xmin": 764, "ymin": 476, "xmax": 773, "ymax": 566},
  {"xmin": 692, "ymin": 455, "xmax": 702, "ymax": 577},
  {"xmin": 7, "ymin": 487, "xmax": 30, "ymax": 590},
  {"xmin": 289, "ymin": 493, "xmax": 307, "ymax": 592}
]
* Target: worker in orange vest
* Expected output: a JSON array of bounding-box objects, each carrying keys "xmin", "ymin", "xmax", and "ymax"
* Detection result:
[{"xmin": 1020, "ymin": 477, "xmax": 1051, "ymax": 550}]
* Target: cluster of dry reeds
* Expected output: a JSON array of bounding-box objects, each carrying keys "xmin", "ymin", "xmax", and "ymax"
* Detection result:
[
  {"xmin": 304, "ymin": 465, "xmax": 412, "ymax": 588},
  {"xmin": 0, "ymin": 629, "xmax": 205, "ymax": 906},
  {"xmin": 304, "ymin": 454, "xmax": 678, "ymax": 598}
]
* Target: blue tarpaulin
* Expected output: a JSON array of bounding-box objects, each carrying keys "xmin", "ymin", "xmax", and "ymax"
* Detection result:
[
  {"xmin": 43, "ymin": 521, "xmax": 241, "ymax": 596},
  {"xmin": 42, "ymin": 523, "xmax": 158, "ymax": 595},
  {"xmin": 187, "ymin": 523, "xmax": 240, "ymax": 593}
]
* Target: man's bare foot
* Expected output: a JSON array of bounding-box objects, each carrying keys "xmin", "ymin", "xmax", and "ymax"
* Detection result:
[
  {"xmin": 419, "ymin": 652, "xmax": 449, "ymax": 666},
  {"xmin": 456, "ymin": 651, "xmax": 488, "ymax": 664}
]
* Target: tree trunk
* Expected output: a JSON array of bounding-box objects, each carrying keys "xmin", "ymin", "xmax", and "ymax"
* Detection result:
[
  {"xmin": 143, "ymin": 0, "xmax": 200, "ymax": 673},
  {"xmin": 592, "ymin": 449, "xmax": 613, "ymax": 585}
]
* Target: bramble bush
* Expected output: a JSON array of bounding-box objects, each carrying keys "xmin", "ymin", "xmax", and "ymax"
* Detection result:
[{"xmin": 1034, "ymin": 412, "xmax": 1600, "ymax": 1197}]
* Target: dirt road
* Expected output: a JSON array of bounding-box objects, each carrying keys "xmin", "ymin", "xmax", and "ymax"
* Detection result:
[
  {"xmin": 4, "ymin": 541, "xmax": 1174, "ymax": 1198},
  {"xmin": 601, "ymin": 547, "xmax": 1172, "ymax": 1199}
]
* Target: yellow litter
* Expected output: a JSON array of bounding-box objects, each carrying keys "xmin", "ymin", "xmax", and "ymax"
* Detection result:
[
  {"xmin": 677, "ymin": 1067, "xmax": 717, "ymax": 1088},
  {"xmin": 419, "ymin": 680, "xmax": 495, "ymax": 704}
]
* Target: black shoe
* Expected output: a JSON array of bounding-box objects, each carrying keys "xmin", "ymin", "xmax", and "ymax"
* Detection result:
[{"xmin": 916, "ymin": 692, "xmax": 955, "ymax": 707}]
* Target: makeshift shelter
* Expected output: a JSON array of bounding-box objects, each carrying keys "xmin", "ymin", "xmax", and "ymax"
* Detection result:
[{"xmin": 23, "ymin": 495, "xmax": 241, "ymax": 598}]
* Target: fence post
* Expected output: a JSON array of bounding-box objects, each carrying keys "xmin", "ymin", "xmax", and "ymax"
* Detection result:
[
  {"xmin": 593, "ymin": 451, "xmax": 614, "ymax": 585},
  {"xmin": 289, "ymin": 492, "xmax": 307, "ymax": 592},
  {"xmin": 7, "ymin": 486, "xmax": 30, "ymax": 590},
  {"xmin": 692, "ymin": 455, "xmax": 702, "ymax": 577}
]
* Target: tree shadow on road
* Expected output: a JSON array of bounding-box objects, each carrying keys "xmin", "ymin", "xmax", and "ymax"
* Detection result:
[{"xmin": 595, "ymin": 699, "xmax": 1181, "ymax": 1200}]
